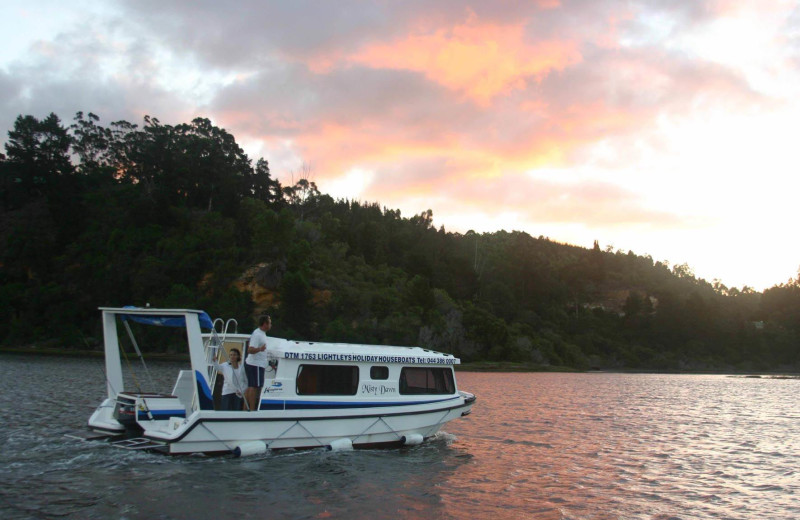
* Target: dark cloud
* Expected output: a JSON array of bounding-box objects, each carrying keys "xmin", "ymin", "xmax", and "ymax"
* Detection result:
[
  {"xmin": 117, "ymin": 1, "xmax": 408, "ymax": 69},
  {"xmin": 0, "ymin": 18, "xmax": 211, "ymax": 145},
  {"xmin": 209, "ymin": 63, "xmax": 456, "ymax": 135}
]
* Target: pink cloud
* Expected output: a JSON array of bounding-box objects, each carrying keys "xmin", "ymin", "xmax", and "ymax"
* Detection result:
[{"xmin": 348, "ymin": 12, "xmax": 582, "ymax": 104}]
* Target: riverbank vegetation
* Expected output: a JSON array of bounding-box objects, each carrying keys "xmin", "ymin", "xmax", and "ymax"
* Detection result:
[{"xmin": 2, "ymin": 112, "xmax": 798, "ymax": 371}]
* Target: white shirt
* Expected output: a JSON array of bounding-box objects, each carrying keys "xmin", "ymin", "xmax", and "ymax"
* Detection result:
[
  {"xmin": 211, "ymin": 360, "xmax": 248, "ymax": 396},
  {"xmin": 247, "ymin": 327, "xmax": 269, "ymax": 368}
]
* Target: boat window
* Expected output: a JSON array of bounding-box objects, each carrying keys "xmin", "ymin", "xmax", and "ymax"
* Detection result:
[
  {"xmin": 296, "ymin": 365, "xmax": 359, "ymax": 395},
  {"xmin": 370, "ymin": 366, "xmax": 389, "ymax": 380},
  {"xmin": 399, "ymin": 367, "xmax": 455, "ymax": 395}
]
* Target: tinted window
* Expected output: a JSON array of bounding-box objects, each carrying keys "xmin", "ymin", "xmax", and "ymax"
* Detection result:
[
  {"xmin": 296, "ymin": 365, "xmax": 359, "ymax": 395},
  {"xmin": 399, "ymin": 367, "xmax": 455, "ymax": 395},
  {"xmin": 370, "ymin": 366, "xmax": 389, "ymax": 380}
]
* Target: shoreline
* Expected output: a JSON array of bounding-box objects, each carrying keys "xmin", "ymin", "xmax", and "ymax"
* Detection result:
[
  {"xmin": 0, "ymin": 346, "xmax": 189, "ymax": 362},
  {"xmin": 2, "ymin": 347, "xmax": 798, "ymax": 376},
  {"xmin": 457, "ymin": 360, "xmax": 800, "ymax": 377}
]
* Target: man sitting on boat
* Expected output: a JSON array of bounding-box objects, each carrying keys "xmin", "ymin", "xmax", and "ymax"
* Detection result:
[{"xmin": 244, "ymin": 315, "xmax": 271, "ymax": 411}]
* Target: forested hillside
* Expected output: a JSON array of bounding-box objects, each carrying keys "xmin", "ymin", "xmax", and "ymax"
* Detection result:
[{"xmin": 2, "ymin": 113, "xmax": 798, "ymax": 371}]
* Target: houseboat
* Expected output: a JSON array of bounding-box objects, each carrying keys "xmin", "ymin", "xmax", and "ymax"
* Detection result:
[{"xmin": 87, "ymin": 307, "xmax": 476, "ymax": 455}]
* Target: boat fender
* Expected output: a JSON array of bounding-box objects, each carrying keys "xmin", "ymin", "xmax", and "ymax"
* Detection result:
[
  {"xmin": 327, "ymin": 438, "xmax": 354, "ymax": 451},
  {"xmin": 232, "ymin": 440, "xmax": 268, "ymax": 458},
  {"xmin": 401, "ymin": 433, "xmax": 424, "ymax": 446}
]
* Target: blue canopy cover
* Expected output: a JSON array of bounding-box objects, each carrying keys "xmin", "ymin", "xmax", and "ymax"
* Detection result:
[{"xmin": 120, "ymin": 307, "xmax": 214, "ymax": 330}]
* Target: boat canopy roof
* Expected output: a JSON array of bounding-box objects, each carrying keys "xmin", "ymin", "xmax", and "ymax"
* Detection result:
[
  {"xmin": 100, "ymin": 306, "xmax": 214, "ymax": 330},
  {"xmin": 99, "ymin": 306, "xmax": 460, "ymax": 365}
]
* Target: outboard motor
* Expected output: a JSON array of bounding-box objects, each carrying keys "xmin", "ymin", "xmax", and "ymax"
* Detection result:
[{"xmin": 113, "ymin": 394, "xmax": 144, "ymax": 435}]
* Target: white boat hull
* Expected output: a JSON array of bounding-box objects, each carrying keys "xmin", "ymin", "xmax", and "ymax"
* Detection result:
[{"xmin": 140, "ymin": 393, "xmax": 475, "ymax": 454}]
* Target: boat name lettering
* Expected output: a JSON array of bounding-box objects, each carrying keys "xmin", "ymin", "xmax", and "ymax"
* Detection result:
[
  {"xmin": 283, "ymin": 352, "xmax": 455, "ymax": 365},
  {"xmin": 361, "ymin": 383, "xmax": 397, "ymax": 395}
]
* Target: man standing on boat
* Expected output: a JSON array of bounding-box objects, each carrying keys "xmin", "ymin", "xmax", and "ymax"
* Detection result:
[{"xmin": 245, "ymin": 315, "xmax": 271, "ymax": 411}]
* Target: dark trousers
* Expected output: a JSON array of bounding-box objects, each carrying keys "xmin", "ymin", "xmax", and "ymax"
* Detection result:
[{"xmin": 221, "ymin": 393, "xmax": 243, "ymax": 411}]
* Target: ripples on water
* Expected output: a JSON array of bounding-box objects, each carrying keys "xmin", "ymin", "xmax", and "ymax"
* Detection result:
[{"xmin": 0, "ymin": 355, "xmax": 798, "ymax": 519}]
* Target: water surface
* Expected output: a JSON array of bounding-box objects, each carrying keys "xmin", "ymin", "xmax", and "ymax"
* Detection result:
[{"xmin": 0, "ymin": 356, "xmax": 797, "ymax": 519}]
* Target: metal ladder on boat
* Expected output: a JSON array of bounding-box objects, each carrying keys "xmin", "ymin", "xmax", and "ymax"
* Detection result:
[{"xmin": 202, "ymin": 318, "xmax": 238, "ymax": 410}]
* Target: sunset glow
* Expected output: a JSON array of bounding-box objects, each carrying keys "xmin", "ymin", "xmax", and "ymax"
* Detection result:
[{"xmin": 2, "ymin": 0, "xmax": 799, "ymax": 290}]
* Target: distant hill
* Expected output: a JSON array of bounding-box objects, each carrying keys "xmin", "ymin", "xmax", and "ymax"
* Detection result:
[{"xmin": 1, "ymin": 112, "xmax": 798, "ymax": 371}]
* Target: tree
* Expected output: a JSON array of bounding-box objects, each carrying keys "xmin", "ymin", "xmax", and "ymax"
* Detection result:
[
  {"xmin": 672, "ymin": 262, "xmax": 695, "ymax": 279},
  {"xmin": 283, "ymin": 162, "xmax": 320, "ymax": 221},
  {"xmin": 4, "ymin": 113, "xmax": 74, "ymax": 204},
  {"xmin": 249, "ymin": 158, "xmax": 281, "ymax": 204},
  {"xmin": 70, "ymin": 112, "xmax": 113, "ymax": 173},
  {"xmin": 171, "ymin": 117, "xmax": 253, "ymax": 215}
]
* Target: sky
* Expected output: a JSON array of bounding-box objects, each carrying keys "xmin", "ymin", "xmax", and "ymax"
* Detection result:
[{"xmin": 2, "ymin": 1, "xmax": 799, "ymax": 291}]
